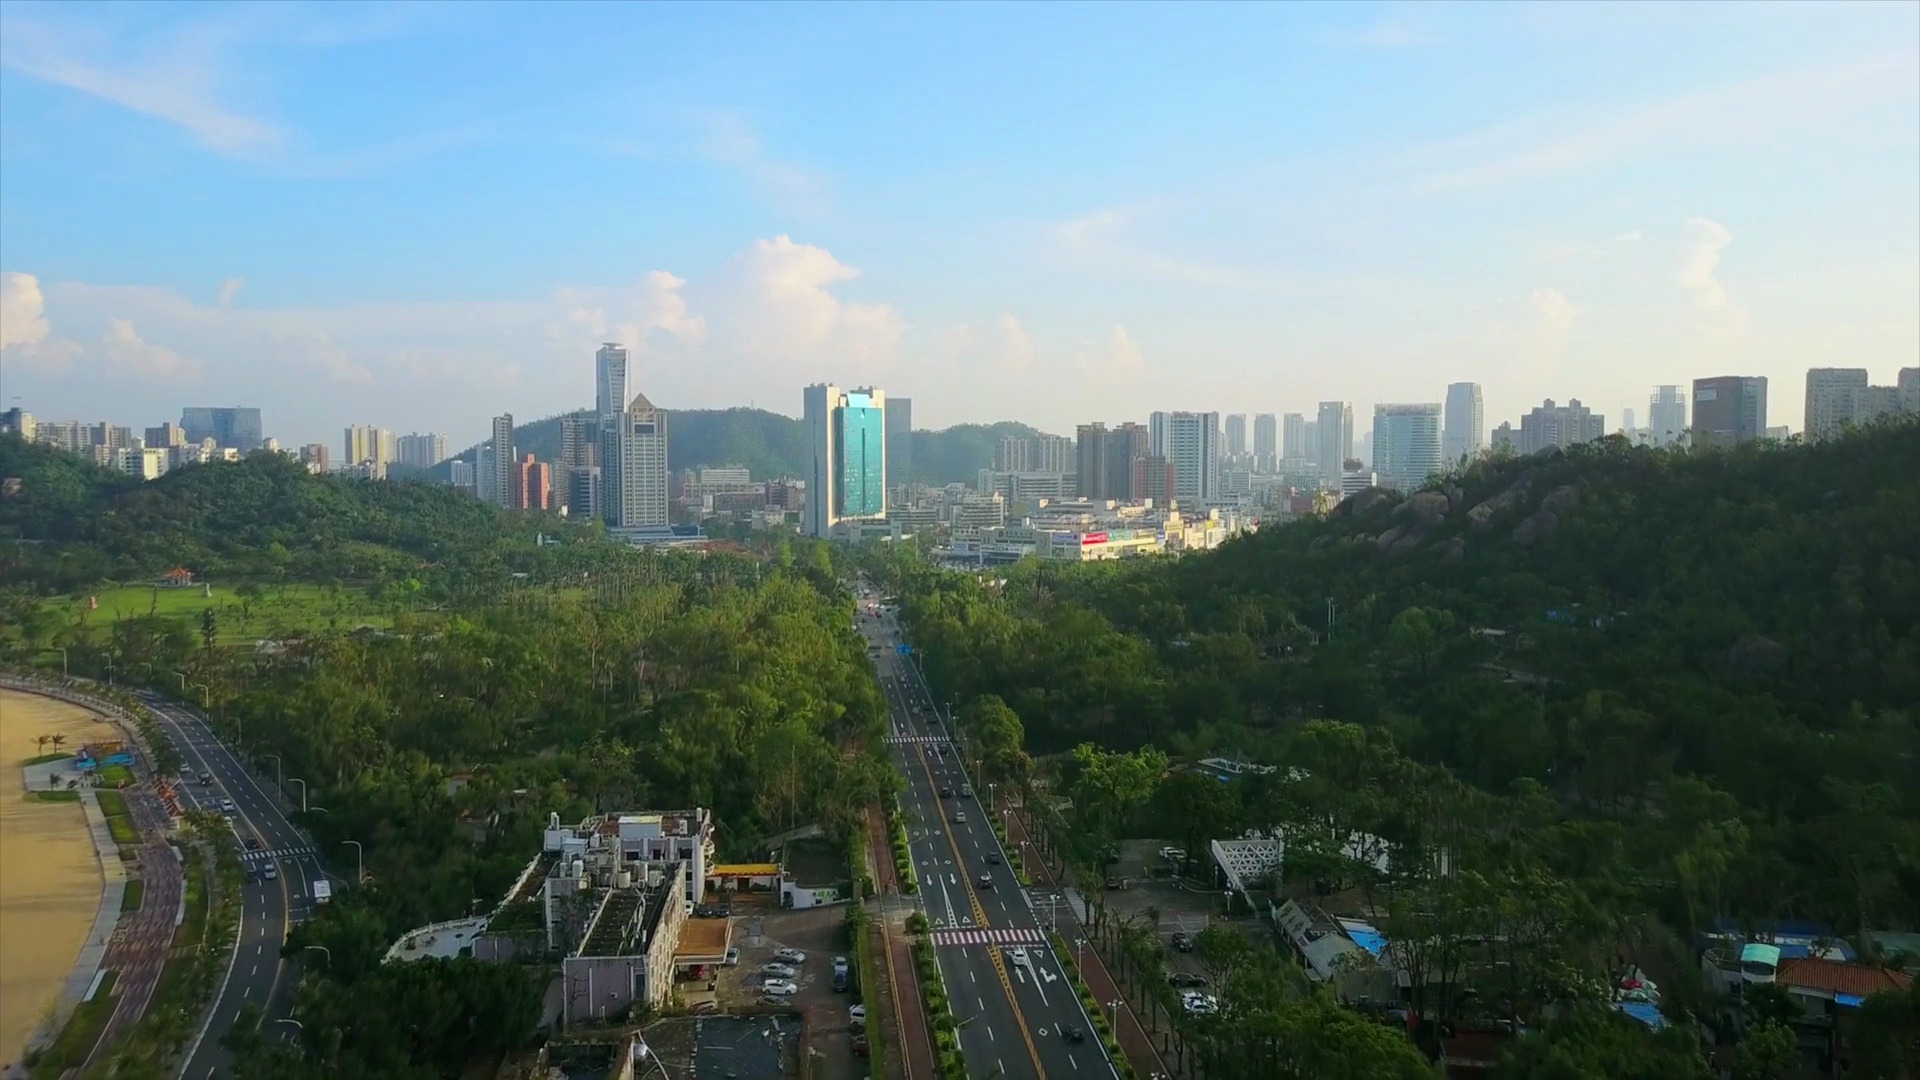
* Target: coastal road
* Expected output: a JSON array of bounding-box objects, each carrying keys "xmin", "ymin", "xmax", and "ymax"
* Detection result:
[
  {"xmin": 860, "ymin": 595, "xmax": 1114, "ymax": 1080},
  {"xmin": 139, "ymin": 693, "xmax": 328, "ymax": 1078}
]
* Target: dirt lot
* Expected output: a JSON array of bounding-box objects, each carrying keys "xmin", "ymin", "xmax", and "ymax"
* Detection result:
[{"xmin": 709, "ymin": 903, "xmax": 868, "ymax": 1080}]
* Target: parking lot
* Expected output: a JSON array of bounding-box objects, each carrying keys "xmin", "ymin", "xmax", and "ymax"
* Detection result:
[
  {"xmin": 705, "ymin": 903, "xmax": 868, "ymax": 1079},
  {"xmin": 1097, "ymin": 840, "xmax": 1275, "ymax": 993}
]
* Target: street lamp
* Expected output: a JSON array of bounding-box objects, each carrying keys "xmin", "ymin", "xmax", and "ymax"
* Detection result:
[
  {"xmin": 263, "ymin": 754, "xmax": 282, "ymax": 792},
  {"xmin": 302, "ymin": 944, "xmax": 330, "ymax": 966},
  {"xmin": 288, "ymin": 777, "xmax": 307, "ymax": 813},
  {"xmin": 342, "ymin": 839, "xmax": 364, "ymax": 884},
  {"xmin": 1107, "ymin": 1000, "xmax": 1121, "ymax": 1029}
]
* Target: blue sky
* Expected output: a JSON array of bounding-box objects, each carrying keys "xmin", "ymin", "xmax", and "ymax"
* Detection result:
[{"xmin": 3, "ymin": 0, "xmax": 1916, "ymax": 450}]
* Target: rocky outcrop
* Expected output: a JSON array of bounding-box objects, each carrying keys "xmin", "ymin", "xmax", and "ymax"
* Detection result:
[
  {"xmin": 1375, "ymin": 521, "xmax": 1438, "ymax": 556},
  {"xmin": 1467, "ymin": 475, "xmax": 1534, "ymax": 530},
  {"xmin": 1511, "ymin": 509, "xmax": 1559, "ymax": 546},
  {"xmin": 1394, "ymin": 490, "xmax": 1451, "ymax": 524},
  {"xmin": 1540, "ymin": 483, "xmax": 1582, "ymax": 514},
  {"xmin": 1335, "ymin": 489, "xmax": 1396, "ymax": 518},
  {"xmin": 1441, "ymin": 536, "xmax": 1466, "ymax": 563}
]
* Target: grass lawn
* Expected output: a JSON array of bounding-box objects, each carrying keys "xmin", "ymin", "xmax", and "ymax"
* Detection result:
[
  {"xmin": 121, "ymin": 878, "xmax": 145, "ymax": 912},
  {"xmin": 28, "ymin": 968, "xmax": 118, "ymax": 1079},
  {"xmin": 96, "ymin": 789, "xmax": 139, "ymax": 845},
  {"xmin": 21, "ymin": 752, "xmax": 73, "ymax": 766},
  {"xmin": 96, "ymin": 764, "xmax": 135, "ymax": 787},
  {"xmin": 95, "ymin": 789, "xmax": 129, "ymax": 817},
  {"xmin": 105, "ymin": 814, "xmax": 138, "ymax": 846},
  {"xmin": 39, "ymin": 582, "xmax": 398, "ymax": 647},
  {"xmin": 174, "ymin": 870, "xmax": 205, "ymax": 949},
  {"xmin": 28, "ymin": 789, "xmax": 81, "ymax": 802}
]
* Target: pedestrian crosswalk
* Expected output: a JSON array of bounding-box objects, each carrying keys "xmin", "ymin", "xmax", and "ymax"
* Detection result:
[
  {"xmin": 242, "ymin": 844, "xmax": 315, "ymax": 866},
  {"xmin": 931, "ymin": 926, "xmax": 1048, "ymax": 947},
  {"xmin": 885, "ymin": 734, "xmax": 949, "ymax": 745}
]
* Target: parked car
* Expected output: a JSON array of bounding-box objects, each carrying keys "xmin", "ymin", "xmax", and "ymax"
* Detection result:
[
  {"xmin": 849, "ymin": 1003, "xmax": 867, "ymax": 1024},
  {"xmin": 773, "ymin": 948, "xmax": 806, "ymax": 964},
  {"xmin": 851, "ymin": 1035, "xmax": 869, "ymax": 1058},
  {"xmin": 1159, "ymin": 846, "xmax": 1185, "ymax": 863},
  {"xmin": 1168, "ymin": 972, "xmax": 1209, "ymax": 989},
  {"xmin": 762, "ymin": 963, "xmax": 798, "ymax": 979},
  {"xmin": 723, "ymin": 947, "xmax": 739, "ymax": 966},
  {"xmin": 763, "ymin": 980, "xmax": 799, "ymax": 996},
  {"xmin": 1171, "ymin": 931, "xmax": 1194, "ymax": 952},
  {"xmin": 832, "ymin": 956, "xmax": 850, "ymax": 992},
  {"xmin": 1182, "ymin": 991, "xmax": 1219, "ymax": 1015}
]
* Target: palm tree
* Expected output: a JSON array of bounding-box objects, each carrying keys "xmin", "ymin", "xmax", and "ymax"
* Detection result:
[
  {"xmin": 51, "ymin": 733, "xmax": 67, "ymax": 752},
  {"xmin": 36, "ymin": 734, "xmax": 51, "ymax": 755}
]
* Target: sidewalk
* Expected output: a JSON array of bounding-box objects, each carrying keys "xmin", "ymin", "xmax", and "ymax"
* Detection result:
[
  {"xmin": 865, "ymin": 807, "xmax": 934, "ymax": 1080},
  {"xmin": 1002, "ymin": 800, "xmax": 1180, "ymax": 1080}
]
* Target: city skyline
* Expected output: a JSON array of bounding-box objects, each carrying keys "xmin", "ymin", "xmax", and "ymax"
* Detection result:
[{"xmin": 2, "ymin": 4, "xmax": 1915, "ymax": 448}]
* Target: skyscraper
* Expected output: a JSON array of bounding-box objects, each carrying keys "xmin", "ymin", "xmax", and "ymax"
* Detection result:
[
  {"xmin": 395, "ymin": 432, "xmax": 448, "ymax": 469},
  {"xmin": 1804, "ymin": 368, "xmax": 1871, "ymax": 441},
  {"xmin": 595, "ymin": 344, "xmax": 630, "ymax": 422},
  {"xmin": 1033, "ymin": 434, "xmax": 1074, "ymax": 474},
  {"xmin": 1442, "ymin": 383, "xmax": 1484, "ymax": 467},
  {"xmin": 488, "ymin": 414, "xmax": 515, "ymax": 505},
  {"xmin": 558, "ymin": 412, "xmax": 601, "ymax": 515},
  {"xmin": 180, "ymin": 407, "xmax": 264, "ymax": 452},
  {"xmin": 1149, "ymin": 411, "xmax": 1221, "ymax": 505},
  {"xmin": 803, "ymin": 384, "xmax": 887, "ymax": 538},
  {"xmin": 1253, "ymin": 413, "xmax": 1277, "ymax": 472},
  {"xmin": 1223, "ymin": 414, "xmax": 1248, "ymax": 459},
  {"xmin": 1649, "ymin": 385, "xmax": 1687, "ymax": 447},
  {"xmin": 1108, "ymin": 422, "xmax": 1150, "ymax": 501},
  {"xmin": 602, "ymin": 393, "xmax": 669, "ymax": 528},
  {"xmin": 994, "ymin": 436, "xmax": 1031, "ymax": 471},
  {"xmin": 1314, "ymin": 402, "xmax": 1353, "ymax": 480},
  {"xmin": 1620, "ymin": 407, "xmax": 1636, "ymax": 437},
  {"xmin": 1373, "ymin": 404, "xmax": 1444, "ymax": 493},
  {"xmin": 1076, "ymin": 423, "xmax": 1110, "ymax": 499},
  {"xmin": 1282, "ymin": 413, "xmax": 1307, "ymax": 460},
  {"xmin": 886, "ymin": 396, "xmax": 913, "ymax": 486},
  {"xmin": 344, "ymin": 424, "xmax": 397, "ymax": 478},
  {"xmin": 1516, "ymin": 399, "xmax": 1605, "ymax": 453},
  {"xmin": 1690, "ymin": 376, "xmax": 1768, "ymax": 450}
]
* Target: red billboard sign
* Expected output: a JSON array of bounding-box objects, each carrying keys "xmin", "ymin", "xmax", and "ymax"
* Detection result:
[{"xmin": 1081, "ymin": 532, "xmax": 1109, "ymax": 545}]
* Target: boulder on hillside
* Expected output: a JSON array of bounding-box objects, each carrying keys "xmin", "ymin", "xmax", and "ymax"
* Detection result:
[
  {"xmin": 1467, "ymin": 474, "xmax": 1534, "ymax": 530},
  {"xmin": 1394, "ymin": 490, "xmax": 1451, "ymax": 524},
  {"xmin": 1540, "ymin": 483, "xmax": 1583, "ymax": 514},
  {"xmin": 1440, "ymin": 536, "xmax": 1466, "ymax": 563},
  {"xmin": 1511, "ymin": 509, "xmax": 1559, "ymax": 546},
  {"xmin": 1375, "ymin": 521, "xmax": 1438, "ymax": 556},
  {"xmin": 1335, "ymin": 489, "xmax": 1397, "ymax": 518}
]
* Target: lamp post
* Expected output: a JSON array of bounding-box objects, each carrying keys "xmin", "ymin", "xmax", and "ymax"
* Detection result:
[
  {"xmin": 302, "ymin": 944, "xmax": 330, "ymax": 966},
  {"xmin": 288, "ymin": 777, "xmax": 307, "ymax": 813},
  {"xmin": 342, "ymin": 839, "xmax": 363, "ymax": 884},
  {"xmin": 263, "ymin": 754, "xmax": 282, "ymax": 792}
]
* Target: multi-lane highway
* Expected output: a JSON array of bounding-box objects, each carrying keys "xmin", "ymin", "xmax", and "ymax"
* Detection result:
[
  {"xmin": 860, "ymin": 595, "xmax": 1114, "ymax": 1080},
  {"xmin": 139, "ymin": 693, "xmax": 327, "ymax": 1078}
]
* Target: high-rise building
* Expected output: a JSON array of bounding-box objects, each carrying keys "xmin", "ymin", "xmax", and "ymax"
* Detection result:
[
  {"xmin": 1314, "ymin": 402, "xmax": 1353, "ymax": 480},
  {"xmin": 557, "ymin": 412, "xmax": 601, "ymax": 515},
  {"xmin": 595, "ymin": 344, "xmax": 630, "ymax": 422},
  {"xmin": 90, "ymin": 424, "xmax": 134, "ymax": 450},
  {"xmin": 1805, "ymin": 368, "xmax": 1870, "ymax": 441},
  {"xmin": 1649, "ymin": 385, "xmax": 1687, "ymax": 447},
  {"xmin": 602, "ymin": 394, "xmax": 669, "ymax": 528},
  {"xmin": 1620, "ymin": 407, "xmax": 1636, "ymax": 437},
  {"xmin": 508, "ymin": 454, "xmax": 553, "ymax": 511},
  {"xmin": 886, "ymin": 396, "xmax": 913, "ymax": 487},
  {"xmin": 144, "ymin": 423, "xmax": 187, "ymax": 449},
  {"xmin": 994, "ymin": 436, "xmax": 1031, "ymax": 472},
  {"xmin": 1075, "ymin": 423, "xmax": 1110, "ymax": 500},
  {"xmin": 1223, "ymin": 414, "xmax": 1248, "ymax": 459},
  {"xmin": 1691, "ymin": 376, "xmax": 1768, "ymax": 450},
  {"xmin": 1516, "ymin": 399, "xmax": 1605, "ymax": 454},
  {"xmin": 1340, "ymin": 459, "xmax": 1377, "ymax": 498},
  {"xmin": 803, "ymin": 384, "xmax": 887, "ymax": 538},
  {"xmin": 180, "ymin": 407, "xmax": 264, "ymax": 453},
  {"xmin": 1373, "ymin": 404, "xmax": 1444, "ymax": 492},
  {"xmin": 483, "ymin": 415, "xmax": 515, "ymax": 504},
  {"xmin": 1441, "ymin": 383, "xmax": 1484, "ymax": 467},
  {"xmin": 344, "ymin": 424, "xmax": 397, "ymax": 478},
  {"xmin": 1108, "ymin": 422, "xmax": 1150, "ymax": 501},
  {"xmin": 1281, "ymin": 413, "xmax": 1307, "ymax": 460},
  {"xmin": 1135, "ymin": 453, "xmax": 1177, "ymax": 505},
  {"xmin": 449, "ymin": 459, "xmax": 473, "ymax": 488},
  {"xmin": 396, "ymin": 432, "xmax": 448, "ymax": 470},
  {"xmin": 300, "ymin": 443, "xmax": 330, "ymax": 473},
  {"xmin": 1149, "ymin": 411, "xmax": 1221, "ymax": 505},
  {"xmin": 1033, "ymin": 434, "xmax": 1074, "ymax": 474},
  {"xmin": 0, "ymin": 408, "xmax": 33, "ymax": 441},
  {"xmin": 1253, "ymin": 414, "xmax": 1277, "ymax": 472},
  {"xmin": 1900, "ymin": 368, "xmax": 1920, "ymax": 414}
]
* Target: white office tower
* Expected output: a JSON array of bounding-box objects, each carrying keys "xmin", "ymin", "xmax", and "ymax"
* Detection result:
[
  {"xmin": 1032, "ymin": 434, "xmax": 1074, "ymax": 474},
  {"xmin": 1803, "ymin": 368, "xmax": 1870, "ymax": 441},
  {"xmin": 1374, "ymin": 404, "xmax": 1443, "ymax": 493},
  {"xmin": 1621, "ymin": 407, "xmax": 1637, "ymax": 438},
  {"xmin": 601, "ymin": 393, "xmax": 669, "ymax": 529},
  {"xmin": 1340, "ymin": 460, "xmax": 1377, "ymax": 498},
  {"xmin": 1282, "ymin": 413, "xmax": 1308, "ymax": 459},
  {"xmin": 804, "ymin": 384, "xmax": 888, "ymax": 538},
  {"xmin": 1648, "ymin": 385, "xmax": 1687, "ymax": 447},
  {"xmin": 1253, "ymin": 413, "xmax": 1277, "ymax": 472},
  {"xmin": 595, "ymin": 344, "xmax": 630, "ymax": 421},
  {"xmin": 1149, "ymin": 410, "xmax": 1221, "ymax": 505},
  {"xmin": 1315, "ymin": 402, "xmax": 1353, "ymax": 480},
  {"xmin": 396, "ymin": 432, "xmax": 448, "ymax": 469},
  {"xmin": 488, "ymin": 414, "xmax": 514, "ymax": 506},
  {"xmin": 1223, "ymin": 414, "xmax": 1248, "ymax": 460},
  {"xmin": 1442, "ymin": 383, "xmax": 1484, "ymax": 467}
]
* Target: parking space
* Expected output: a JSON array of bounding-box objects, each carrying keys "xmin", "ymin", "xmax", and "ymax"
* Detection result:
[
  {"xmin": 1097, "ymin": 839, "xmax": 1276, "ymax": 993},
  {"xmin": 704, "ymin": 903, "xmax": 867, "ymax": 1078}
]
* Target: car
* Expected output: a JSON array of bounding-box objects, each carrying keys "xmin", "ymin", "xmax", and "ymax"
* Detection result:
[
  {"xmin": 985, "ymin": 851, "xmax": 1002, "ymax": 864},
  {"xmin": 723, "ymin": 947, "xmax": 739, "ymax": 966},
  {"xmin": 1182, "ymin": 991, "xmax": 1219, "ymax": 1015},
  {"xmin": 245, "ymin": 836, "xmax": 262, "ymax": 850},
  {"xmin": 762, "ymin": 963, "xmax": 798, "ymax": 979},
  {"xmin": 1171, "ymin": 932, "xmax": 1194, "ymax": 953},
  {"xmin": 849, "ymin": 1003, "xmax": 866, "ymax": 1023},
  {"xmin": 953, "ymin": 811, "xmax": 967, "ymax": 824},
  {"xmin": 199, "ymin": 772, "xmax": 213, "ymax": 786},
  {"xmin": 1008, "ymin": 947, "xmax": 1030, "ymax": 967},
  {"xmin": 1168, "ymin": 972, "xmax": 1210, "ymax": 989},
  {"xmin": 1104, "ymin": 877, "xmax": 1128, "ymax": 891},
  {"xmin": 960, "ymin": 784, "xmax": 973, "ymax": 797},
  {"xmin": 851, "ymin": 1035, "xmax": 869, "ymax": 1058},
  {"xmin": 763, "ymin": 980, "xmax": 799, "ymax": 996},
  {"xmin": 977, "ymin": 874, "xmax": 995, "ymax": 890},
  {"xmin": 773, "ymin": 948, "xmax": 806, "ymax": 964},
  {"xmin": 938, "ymin": 787, "xmax": 954, "ymax": 798},
  {"xmin": 1159, "ymin": 846, "xmax": 1186, "ymax": 863},
  {"xmin": 262, "ymin": 864, "xmax": 278, "ymax": 881},
  {"xmin": 1061, "ymin": 1024, "xmax": 1087, "ymax": 1043},
  {"xmin": 833, "ymin": 956, "xmax": 850, "ymax": 975}
]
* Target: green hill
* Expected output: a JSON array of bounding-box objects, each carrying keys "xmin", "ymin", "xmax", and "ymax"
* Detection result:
[{"xmin": 437, "ymin": 408, "xmax": 1048, "ymax": 486}]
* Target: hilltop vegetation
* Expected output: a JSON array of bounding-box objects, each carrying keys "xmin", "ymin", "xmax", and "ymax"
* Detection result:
[
  {"xmin": 873, "ymin": 421, "xmax": 1920, "ymax": 1076},
  {"xmin": 440, "ymin": 407, "xmax": 1047, "ymax": 486}
]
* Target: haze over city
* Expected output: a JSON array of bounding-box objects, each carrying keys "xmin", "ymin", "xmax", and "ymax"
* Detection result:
[{"xmin": 3, "ymin": 1, "xmax": 1916, "ymax": 448}]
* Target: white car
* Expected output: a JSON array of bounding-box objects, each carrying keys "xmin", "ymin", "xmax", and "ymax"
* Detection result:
[
  {"xmin": 724, "ymin": 947, "xmax": 740, "ymax": 966},
  {"xmin": 773, "ymin": 948, "xmax": 806, "ymax": 964},
  {"xmin": 1008, "ymin": 947, "xmax": 1031, "ymax": 967},
  {"xmin": 762, "ymin": 963, "xmax": 798, "ymax": 979},
  {"xmin": 1182, "ymin": 991, "xmax": 1219, "ymax": 1015},
  {"xmin": 849, "ymin": 1004, "xmax": 867, "ymax": 1023},
  {"xmin": 763, "ymin": 980, "xmax": 799, "ymax": 996}
]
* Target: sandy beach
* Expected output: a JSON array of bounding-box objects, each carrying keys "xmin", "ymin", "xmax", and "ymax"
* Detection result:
[{"xmin": 0, "ymin": 689, "xmax": 118, "ymax": 1069}]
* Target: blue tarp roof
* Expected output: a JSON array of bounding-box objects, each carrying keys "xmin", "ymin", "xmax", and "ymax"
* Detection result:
[
  {"xmin": 1617, "ymin": 1002, "xmax": 1667, "ymax": 1030},
  {"xmin": 1346, "ymin": 927, "xmax": 1388, "ymax": 957}
]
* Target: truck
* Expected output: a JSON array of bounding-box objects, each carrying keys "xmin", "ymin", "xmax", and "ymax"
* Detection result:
[{"xmin": 313, "ymin": 880, "xmax": 332, "ymax": 905}]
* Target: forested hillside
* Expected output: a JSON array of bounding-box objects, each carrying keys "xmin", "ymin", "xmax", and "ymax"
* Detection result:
[
  {"xmin": 873, "ymin": 421, "xmax": 1920, "ymax": 1076},
  {"xmin": 438, "ymin": 407, "xmax": 1047, "ymax": 485},
  {"xmin": 0, "ymin": 436, "xmax": 551, "ymax": 593}
]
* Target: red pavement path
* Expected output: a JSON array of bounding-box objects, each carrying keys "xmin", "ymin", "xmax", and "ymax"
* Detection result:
[
  {"xmin": 866, "ymin": 807, "xmax": 935, "ymax": 1080},
  {"xmin": 1002, "ymin": 802, "xmax": 1178, "ymax": 1080}
]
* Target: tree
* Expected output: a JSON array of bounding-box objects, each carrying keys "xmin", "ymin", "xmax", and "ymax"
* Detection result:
[{"xmin": 201, "ymin": 606, "xmax": 219, "ymax": 653}]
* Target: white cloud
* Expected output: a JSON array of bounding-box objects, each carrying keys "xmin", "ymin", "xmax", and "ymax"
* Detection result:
[
  {"xmin": 1675, "ymin": 216, "xmax": 1735, "ymax": 310},
  {"xmin": 690, "ymin": 110, "xmax": 828, "ymax": 217},
  {"xmin": 102, "ymin": 318, "xmax": 202, "ymax": 380},
  {"xmin": 934, "ymin": 314, "xmax": 1036, "ymax": 373},
  {"xmin": 1529, "ymin": 287, "xmax": 1579, "ymax": 339},
  {"xmin": 216, "ymin": 277, "xmax": 245, "ymax": 307},
  {"xmin": 1079, "ymin": 324, "xmax": 1145, "ymax": 378},
  {"xmin": 1, "ymin": 272, "xmax": 54, "ymax": 350},
  {"xmin": 702, "ymin": 236, "xmax": 902, "ymax": 371}
]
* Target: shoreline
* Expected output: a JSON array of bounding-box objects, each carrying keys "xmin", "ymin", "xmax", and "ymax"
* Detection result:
[{"xmin": 0, "ymin": 685, "xmax": 131, "ymax": 1077}]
